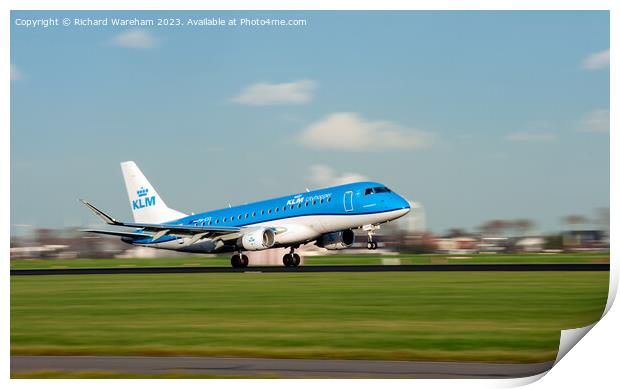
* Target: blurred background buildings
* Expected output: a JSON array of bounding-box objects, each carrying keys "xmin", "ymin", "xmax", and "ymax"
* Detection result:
[{"xmin": 10, "ymin": 206, "xmax": 609, "ymax": 260}]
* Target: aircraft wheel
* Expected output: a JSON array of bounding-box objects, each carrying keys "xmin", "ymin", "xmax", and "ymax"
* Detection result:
[
  {"xmin": 241, "ymin": 254, "xmax": 249, "ymax": 268},
  {"xmin": 292, "ymin": 253, "xmax": 301, "ymax": 267},
  {"xmin": 231, "ymin": 254, "xmax": 241, "ymax": 268},
  {"xmin": 283, "ymin": 253, "xmax": 292, "ymax": 267}
]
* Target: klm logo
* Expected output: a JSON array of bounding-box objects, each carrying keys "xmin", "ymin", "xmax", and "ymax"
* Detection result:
[
  {"xmin": 285, "ymin": 192, "xmax": 331, "ymax": 207},
  {"xmin": 132, "ymin": 187, "xmax": 156, "ymax": 210},
  {"xmin": 286, "ymin": 194, "xmax": 304, "ymax": 207}
]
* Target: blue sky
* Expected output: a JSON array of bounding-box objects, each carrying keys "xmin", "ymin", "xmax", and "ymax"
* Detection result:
[{"xmin": 11, "ymin": 11, "xmax": 609, "ymax": 235}]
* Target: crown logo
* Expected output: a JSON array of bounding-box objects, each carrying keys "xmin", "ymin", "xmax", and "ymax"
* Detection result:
[{"xmin": 137, "ymin": 187, "xmax": 149, "ymax": 197}]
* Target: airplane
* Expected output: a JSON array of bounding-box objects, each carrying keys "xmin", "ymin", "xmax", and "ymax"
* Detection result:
[{"xmin": 80, "ymin": 161, "xmax": 411, "ymax": 268}]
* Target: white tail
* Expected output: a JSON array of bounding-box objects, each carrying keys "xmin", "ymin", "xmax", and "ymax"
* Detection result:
[{"xmin": 120, "ymin": 161, "xmax": 187, "ymax": 224}]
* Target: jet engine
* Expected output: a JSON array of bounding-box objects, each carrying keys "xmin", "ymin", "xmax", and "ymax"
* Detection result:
[
  {"xmin": 315, "ymin": 229, "xmax": 355, "ymax": 250},
  {"xmin": 238, "ymin": 228, "xmax": 275, "ymax": 251}
]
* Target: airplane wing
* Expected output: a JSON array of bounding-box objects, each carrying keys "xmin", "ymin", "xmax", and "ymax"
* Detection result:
[{"xmin": 79, "ymin": 199, "xmax": 242, "ymax": 243}]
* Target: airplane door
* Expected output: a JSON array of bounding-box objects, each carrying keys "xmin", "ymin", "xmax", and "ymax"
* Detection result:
[{"xmin": 344, "ymin": 191, "xmax": 353, "ymax": 212}]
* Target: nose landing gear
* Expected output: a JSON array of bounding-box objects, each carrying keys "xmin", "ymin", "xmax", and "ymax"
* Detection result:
[
  {"xmin": 363, "ymin": 224, "xmax": 380, "ymax": 250},
  {"xmin": 283, "ymin": 247, "xmax": 300, "ymax": 267},
  {"xmin": 231, "ymin": 252, "xmax": 249, "ymax": 268}
]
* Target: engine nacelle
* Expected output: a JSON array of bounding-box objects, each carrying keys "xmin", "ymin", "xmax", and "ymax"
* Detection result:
[
  {"xmin": 315, "ymin": 229, "xmax": 355, "ymax": 250},
  {"xmin": 238, "ymin": 228, "xmax": 275, "ymax": 251}
]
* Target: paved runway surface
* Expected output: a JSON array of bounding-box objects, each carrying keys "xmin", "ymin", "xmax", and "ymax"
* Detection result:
[
  {"xmin": 11, "ymin": 356, "xmax": 555, "ymax": 378},
  {"xmin": 10, "ymin": 263, "xmax": 609, "ymax": 276}
]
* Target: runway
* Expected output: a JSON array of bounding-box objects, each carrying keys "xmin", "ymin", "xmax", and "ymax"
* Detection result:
[
  {"xmin": 10, "ymin": 355, "xmax": 555, "ymax": 378},
  {"xmin": 10, "ymin": 263, "xmax": 609, "ymax": 276}
]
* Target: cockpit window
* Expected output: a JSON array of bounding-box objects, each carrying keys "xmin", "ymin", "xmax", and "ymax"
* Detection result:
[{"xmin": 365, "ymin": 186, "xmax": 391, "ymax": 195}]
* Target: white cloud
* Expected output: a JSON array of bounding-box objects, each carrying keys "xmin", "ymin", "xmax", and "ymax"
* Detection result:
[
  {"xmin": 505, "ymin": 132, "xmax": 556, "ymax": 142},
  {"xmin": 578, "ymin": 109, "xmax": 609, "ymax": 133},
  {"xmin": 11, "ymin": 64, "xmax": 22, "ymax": 81},
  {"xmin": 307, "ymin": 165, "xmax": 367, "ymax": 188},
  {"xmin": 231, "ymin": 80, "xmax": 316, "ymax": 105},
  {"xmin": 581, "ymin": 49, "xmax": 610, "ymax": 70},
  {"xmin": 298, "ymin": 112, "xmax": 433, "ymax": 150},
  {"xmin": 113, "ymin": 30, "xmax": 157, "ymax": 49}
]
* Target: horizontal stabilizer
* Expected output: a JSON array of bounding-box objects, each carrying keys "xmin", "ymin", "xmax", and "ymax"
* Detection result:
[
  {"xmin": 80, "ymin": 198, "xmax": 242, "ymax": 240},
  {"xmin": 81, "ymin": 229, "xmax": 151, "ymax": 239},
  {"xmin": 79, "ymin": 199, "xmax": 120, "ymax": 225}
]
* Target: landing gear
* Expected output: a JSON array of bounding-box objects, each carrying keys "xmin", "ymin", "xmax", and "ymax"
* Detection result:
[
  {"xmin": 283, "ymin": 248, "xmax": 301, "ymax": 267},
  {"xmin": 363, "ymin": 224, "xmax": 380, "ymax": 250},
  {"xmin": 231, "ymin": 252, "xmax": 249, "ymax": 268}
]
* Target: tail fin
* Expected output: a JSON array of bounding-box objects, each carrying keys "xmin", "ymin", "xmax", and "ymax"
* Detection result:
[{"xmin": 120, "ymin": 161, "xmax": 187, "ymax": 224}]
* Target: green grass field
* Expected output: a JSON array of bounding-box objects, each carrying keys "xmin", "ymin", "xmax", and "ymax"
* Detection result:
[
  {"xmin": 9, "ymin": 252, "xmax": 609, "ymax": 269},
  {"xmin": 11, "ymin": 270, "xmax": 608, "ymax": 363}
]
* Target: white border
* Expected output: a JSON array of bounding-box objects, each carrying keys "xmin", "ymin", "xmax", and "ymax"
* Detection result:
[
  {"xmin": 1, "ymin": 0, "xmax": 617, "ymax": 11},
  {"xmin": 4, "ymin": 1, "xmax": 615, "ymax": 389}
]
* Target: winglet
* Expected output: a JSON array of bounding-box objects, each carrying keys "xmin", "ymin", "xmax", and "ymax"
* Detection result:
[{"xmin": 79, "ymin": 199, "xmax": 120, "ymax": 225}]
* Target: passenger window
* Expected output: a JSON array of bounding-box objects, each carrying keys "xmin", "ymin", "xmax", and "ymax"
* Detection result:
[
  {"xmin": 261, "ymin": 210, "xmax": 264, "ymax": 215},
  {"xmin": 215, "ymin": 219, "xmax": 219, "ymax": 224},
  {"xmin": 245, "ymin": 213, "xmax": 248, "ymax": 218},
  {"xmin": 223, "ymin": 217, "xmax": 227, "ymax": 222},
  {"xmin": 252, "ymin": 212, "xmax": 256, "ymax": 217},
  {"xmin": 275, "ymin": 207, "xmax": 279, "ymax": 212},
  {"xmin": 297, "ymin": 203, "xmax": 301, "ymax": 208},
  {"xmin": 230, "ymin": 216, "xmax": 234, "ymax": 221},
  {"xmin": 268, "ymin": 209, "xmax": 272, "ymax": 214}
]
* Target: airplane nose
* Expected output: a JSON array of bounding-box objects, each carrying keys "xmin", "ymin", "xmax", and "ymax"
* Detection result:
[{"xmin": 394, "ymin": 194, "xmax": 411, "ymax": 215}]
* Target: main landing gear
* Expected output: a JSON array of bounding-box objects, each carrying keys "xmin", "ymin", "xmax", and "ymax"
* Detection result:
[
  {"xmin": 283, "ymin": 247, "xmax": 300, "ymax": 267},
  {"xmin": 231, "ymin": 252, "xmax": 249, "ymax": 268}
]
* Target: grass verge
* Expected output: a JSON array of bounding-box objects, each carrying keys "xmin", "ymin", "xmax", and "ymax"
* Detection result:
[{"xmin": 11, "ymin": 271, "xmax": 608, "ymax": 363}]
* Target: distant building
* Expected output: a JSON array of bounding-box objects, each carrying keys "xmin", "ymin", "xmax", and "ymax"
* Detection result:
[
  {"xmin": 397, "ymin": 201, "xmax": 426, "ymax": 233},
  {"xmin": 513, "ymin": 237, "xmax": 545, "ymax": 252},
  {"xmin": 563, "ymin": 230, "xmax": 608, "ymax": 251},
  {"xmin": 435, "ymin": 233, "xmax": 479, "ymax": 254},
  {"xmin": 478, "ymin": 237, "xmax": 510, "ymax": 253}
]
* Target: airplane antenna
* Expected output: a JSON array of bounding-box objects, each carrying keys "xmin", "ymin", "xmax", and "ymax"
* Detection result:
[
  {"xmin": 228, "ymin": 203, "xmax": 232, "ymax": 208},
  {"xmin": 305, "ymin": 188, "xmax": 310, "ymax": 192}
]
